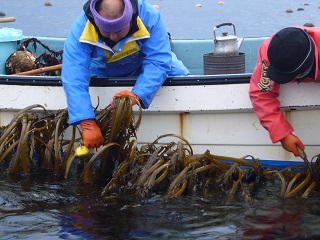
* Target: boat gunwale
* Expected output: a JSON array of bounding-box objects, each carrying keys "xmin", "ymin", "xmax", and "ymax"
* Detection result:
[{"xmin": 0, "ymin": 73, "xmax": 251, "ymax": 87}]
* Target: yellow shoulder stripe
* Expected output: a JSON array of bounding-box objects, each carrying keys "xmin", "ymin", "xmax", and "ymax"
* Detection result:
[
  {"xmin": 80, "ymin": 21, "xmax": 98, "ymax": 42},
  {"xmin": 132, "ymin": 17, "xmax": 150, "ymax": 38}
]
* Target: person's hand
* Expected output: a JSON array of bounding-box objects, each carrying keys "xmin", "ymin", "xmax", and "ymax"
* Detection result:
[
  {"xmin": 112, "ymin": 90, "xmax": 140, "ymax": 106},
  {"xmin": 80, "ymin": 119, "xmax": 104, "ymax": 148},
  {"xmin": 280, "ymin": 133, "xmax": 305, "ymax": 157}
]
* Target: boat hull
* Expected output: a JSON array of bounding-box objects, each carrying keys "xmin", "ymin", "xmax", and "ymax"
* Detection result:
[
  {"xmin": 1, "ymin": 35, "xmax": 319, "ymax": 163},
  {"xmin": 1, "ymin": 79, "xmax": 320, "ymax": 162}
]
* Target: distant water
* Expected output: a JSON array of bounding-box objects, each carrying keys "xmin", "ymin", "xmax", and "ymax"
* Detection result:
[{"xmin": 1, "ymin": 0, "xmax": 320, "ymax": 39}]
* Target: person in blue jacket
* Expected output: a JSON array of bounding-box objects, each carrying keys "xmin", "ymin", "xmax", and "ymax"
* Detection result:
[{"xmin": 62, "ymin": 0, "xmax": 189, "ymax": 149}]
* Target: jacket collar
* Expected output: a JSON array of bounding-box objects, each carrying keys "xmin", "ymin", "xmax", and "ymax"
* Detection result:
[{"xmin": 80, "ymin": 16, "xmax": 150, "ymax": 52}]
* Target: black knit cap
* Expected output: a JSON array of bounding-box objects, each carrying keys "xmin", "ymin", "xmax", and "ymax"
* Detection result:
[{"xmin": 267, "ymin": 27, "xmax": 315, "ymax": 84}]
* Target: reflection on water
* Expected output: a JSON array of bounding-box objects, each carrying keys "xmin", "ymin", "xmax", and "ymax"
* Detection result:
[{"xmin": 1, "ymin": 173, "xmax": 320, "ymax": 239}]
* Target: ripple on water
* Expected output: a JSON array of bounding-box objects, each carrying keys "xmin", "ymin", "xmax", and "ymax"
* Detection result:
[{"xmin": 1, "ymin": 173, "xmax": 320, "ymax": 239}]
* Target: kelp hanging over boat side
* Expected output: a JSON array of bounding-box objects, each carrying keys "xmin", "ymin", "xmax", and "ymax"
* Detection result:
[
  {"xmin": 0, "ymin": 97, "xmax": 144, "ymax": 183},
  {"xmin": 0, "ymin": 104, "xmax": 69, "ymax": 174},
  {"xmin": 0, "ymin": 97, "xmax": 141, "ymax": 181},
  {"xmin": 80, "ymin": 97, "xmax": 142, "ymax": 183},
  {"xmin": 0, "ymin": 98, "xmax": 319, "ymax": 200},
  {"xmin": 101, "ymin": 133, "xmax": 320, "ymax": 200}
]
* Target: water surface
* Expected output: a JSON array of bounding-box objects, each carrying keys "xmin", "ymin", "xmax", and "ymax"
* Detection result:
[
  {"xmin": 1, "ymin": 171, "xmax": 320, "ymax": 239},
  {"xmin": 1, "ymin": 0, "xmax": 320, "ymax": 38}
]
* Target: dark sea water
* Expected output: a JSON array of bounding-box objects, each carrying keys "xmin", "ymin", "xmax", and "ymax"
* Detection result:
[
  {"xmin": 1, "ymin": 0, "xmax": 320, "ymax": 239},
  {"xmin": 1, "ymin": 170, "xmax": 320, "ymax": 240}
]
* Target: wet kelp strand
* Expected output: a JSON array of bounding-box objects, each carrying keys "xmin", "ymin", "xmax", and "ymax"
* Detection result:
[{"xmin": 0, "ymin": 98, "xmax": 320, "ymax": 202}]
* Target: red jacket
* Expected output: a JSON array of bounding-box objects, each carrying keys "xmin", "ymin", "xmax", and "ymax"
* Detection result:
[{"xmin": 249, "ymin": 26, "xmax": 320, "ymax": 143}]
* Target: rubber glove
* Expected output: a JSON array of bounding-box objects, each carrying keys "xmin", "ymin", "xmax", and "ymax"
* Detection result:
[
  {"xmin": 80, "ymin": 119, "xmax": 104, "ymax": 148},
  {"xmin": 280, "ymin": 133, "xmax": 305, "ymax": 157},
  {"xmin": 112, "ymin": 90, "xmax": 140, "ymax": 105}
]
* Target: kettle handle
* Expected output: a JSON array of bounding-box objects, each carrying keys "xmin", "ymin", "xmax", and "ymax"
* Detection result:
[{"xmin": 213, "ymin": 23, "xmax": 236, "ymax": 42}]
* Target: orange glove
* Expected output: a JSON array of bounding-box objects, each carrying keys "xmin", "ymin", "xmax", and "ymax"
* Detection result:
[
  {"xmin": 112, "ymin": 90, "xmax": 140, "ymax": 105},
  {"xmin": 280, "ymin": 133, "xmax": 305, "ymax": 157},
  {"xmin": 80, "ymin": 119, "xmax": 104, "ymax": 148}
]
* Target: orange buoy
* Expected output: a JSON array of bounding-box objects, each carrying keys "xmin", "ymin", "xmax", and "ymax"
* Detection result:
[
  {"xmin": 153, "ymin": 4, "xmax": 160, "ymax": 10},
  {"xmin": 218, "ymin": 1, "xmax": 224, "ymax": 5}
]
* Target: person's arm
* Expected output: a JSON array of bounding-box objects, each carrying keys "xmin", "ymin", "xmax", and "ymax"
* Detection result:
[
  {"xmin": 62, "ymin": 13, "xmax": 104, "ymax": 148},
  {"xmin": 131, "ymin": 3, "xmax": 172, "ymax": 109},
  {"xmin": 249, "ymin": 40, "xmax": 294, "ymax": 143},
  {"xmin": 62, "ymin": 13, "xmax": 96, "ymax": 125}
]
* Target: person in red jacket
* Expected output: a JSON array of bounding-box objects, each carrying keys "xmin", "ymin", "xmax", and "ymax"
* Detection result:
[{"xmin": 249, "ymin": 26, "xmax": 320, "ymax": 157}]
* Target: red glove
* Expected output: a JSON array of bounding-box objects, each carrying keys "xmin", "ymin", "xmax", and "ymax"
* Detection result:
[
  {"xmin": 112, "ymin": 90, "xmax": 140, "ymax": 105},
  {"xmin": 80, "ymin": 119, "xmax": 104, "ymax": 148},
  {"xmin": 280, "ymin": 133, "xmax": 305, "ymax": 157}
]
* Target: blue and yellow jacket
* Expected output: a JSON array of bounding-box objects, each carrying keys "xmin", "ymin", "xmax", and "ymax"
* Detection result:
[{"xmin": 62, "ymin": 0, "xmax": 189, "ymax": 125}]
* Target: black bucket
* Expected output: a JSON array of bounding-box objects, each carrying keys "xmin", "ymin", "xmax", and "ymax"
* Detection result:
[{"xmin": 203, "ymin": 52, "xmax": 245, "ymax": 75}]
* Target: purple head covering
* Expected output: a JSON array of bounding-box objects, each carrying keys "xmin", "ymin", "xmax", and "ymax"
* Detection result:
[{"xmin": 90, "ymin": 0, "xmax": 133, "ymax": 32}]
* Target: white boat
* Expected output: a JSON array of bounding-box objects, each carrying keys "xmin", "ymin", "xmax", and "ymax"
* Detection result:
[{"xmin": 1, "ymin": 28, "xmax": 319, "ymax": 164}]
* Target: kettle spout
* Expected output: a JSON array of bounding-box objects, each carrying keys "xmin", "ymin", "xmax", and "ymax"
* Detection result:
[{"xmin": 237, "ymin": 37, "xmax": 244, "ymax": 50}]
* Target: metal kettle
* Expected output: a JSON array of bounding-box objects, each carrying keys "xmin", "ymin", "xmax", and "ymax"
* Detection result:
[{"xmin": 213, "ymin": 23, "xmax": 244, "ymax": 56}]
